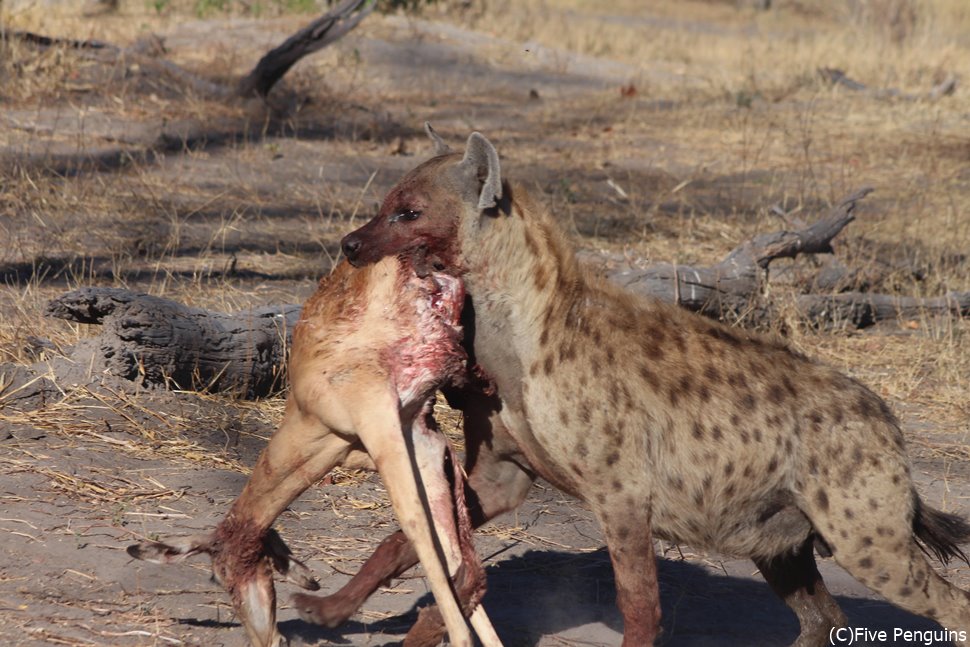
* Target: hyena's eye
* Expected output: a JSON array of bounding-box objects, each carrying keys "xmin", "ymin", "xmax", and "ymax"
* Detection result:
[{"xmin": 389, "ymin": 209, "xmax": 421, "ymax": 223}]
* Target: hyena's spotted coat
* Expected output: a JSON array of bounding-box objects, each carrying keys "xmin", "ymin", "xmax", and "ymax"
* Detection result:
[{"xmin": 336, "ymin": 128, "xmax": 970, "ymax": 647}]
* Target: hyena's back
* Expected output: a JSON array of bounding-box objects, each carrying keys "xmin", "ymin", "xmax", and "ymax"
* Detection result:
[{"xmin": 529, "ymin": 276, "xmax": 943, "ymax": 562}]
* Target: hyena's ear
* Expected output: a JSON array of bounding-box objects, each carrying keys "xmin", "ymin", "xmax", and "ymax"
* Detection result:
[
  {"xmin": 457, "ymin": 132, "xmax": 502, "ymax": 211},
  {"xmin": 424, "ymin": 122, "xmax": 451, "ymax": 156}
]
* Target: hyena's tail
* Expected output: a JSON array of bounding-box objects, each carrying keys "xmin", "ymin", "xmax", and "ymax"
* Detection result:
[{"xmin": 913, "ymin": 495, "xmax": 970, "ymax": 567}]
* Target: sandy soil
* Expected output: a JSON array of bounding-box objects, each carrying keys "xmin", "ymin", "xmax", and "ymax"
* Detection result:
[
  {"xmin": 1, "ymin": 4, "xmax": 968, "ymax": 647},
  {"xmin": 2, "ymin": 402, "xmax": 968, "ymax": 646}
]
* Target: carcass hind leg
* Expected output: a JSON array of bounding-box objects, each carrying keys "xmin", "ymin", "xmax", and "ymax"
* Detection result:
[
  {"xmin": 754, "ymin": 535, "xmax": 846, "ymax": 647},
  {"xmin": 293, "ymin": 388, "xmax": 534, "ymax": 628},
  {"xmin": 214, "ymin": 404, "xmax": 353, "ymax": 647}
]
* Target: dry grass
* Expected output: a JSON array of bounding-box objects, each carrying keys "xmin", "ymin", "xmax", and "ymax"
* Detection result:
[
  {"xmin": 0, "ymin": 0, "xmax": 967, "ymax": 464},
  {"xmin": 1, "ymin": 9, "xmax": 968, "ymax": 643},
  {"xmin": 0, "ymin": 385, "xmax": 270, "ymax": 471},
  {"xmin": 450, "ymin": 0, "xmax": 970, "ymax": 90}
]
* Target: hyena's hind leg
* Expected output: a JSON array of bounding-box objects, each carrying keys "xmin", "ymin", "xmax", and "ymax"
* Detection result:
[
  {"xmin": 805, "ymin": 482, "xmax": 970, "ymax": 645},
  {"xmin": 754, "ymin": 535, "xmax": 846, "ymax": 647}
]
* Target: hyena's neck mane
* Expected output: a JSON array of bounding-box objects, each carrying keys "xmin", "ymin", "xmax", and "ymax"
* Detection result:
[{"xmin": 466, "ymin": 182, "xmax": 588, "ymax": 315}]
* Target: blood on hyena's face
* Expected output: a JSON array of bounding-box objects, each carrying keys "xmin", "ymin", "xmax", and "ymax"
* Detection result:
[{"xmin": 341, "ymin": 156, "xmax": 465, "ymax": 271}]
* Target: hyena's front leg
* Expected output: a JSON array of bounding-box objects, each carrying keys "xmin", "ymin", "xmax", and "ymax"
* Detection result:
[{"xmin": 596, "ymin": 506, "xmax": 662, "ymax": 647}]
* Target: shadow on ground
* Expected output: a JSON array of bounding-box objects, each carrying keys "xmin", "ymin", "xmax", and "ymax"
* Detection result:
[{"xmin": 277, "ymin": 548, "xmax": 946, "ymax": 646}]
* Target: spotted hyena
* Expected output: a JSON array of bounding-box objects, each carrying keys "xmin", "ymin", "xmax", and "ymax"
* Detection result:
[{"xmin": 304, "ymin": 127, "xmax": 970, "ymax": 647}]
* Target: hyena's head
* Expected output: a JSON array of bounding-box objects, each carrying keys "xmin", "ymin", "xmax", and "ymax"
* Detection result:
[{"xmin": 341, "ymin": 124, "xmax": 505, "ymax": 274}]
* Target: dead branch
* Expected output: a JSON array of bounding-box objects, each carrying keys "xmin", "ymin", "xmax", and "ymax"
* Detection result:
[
  {"xmin": 723, "ymin": 187, "xmax": 873, "ymax": 270},
  {"xmin": 608, "ymin": 188, "xmax": 970, "ymax": 328},
  {"xmin": 3, "ymin": 0, "xmax": 376, "ymax": 102},
  {"xmin": 2, "ymin": 29, "xmax": 112, "ymax": 50},
  {"xmin": 609, "ymin": 187, "xmax": 873, "ymax": 315},
  {"xmin": 237, "ymin": 0, "xmax": 376, "ymax": 98}
]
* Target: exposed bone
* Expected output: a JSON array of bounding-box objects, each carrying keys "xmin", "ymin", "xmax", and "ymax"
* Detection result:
[{"xmin": 409, "ymin": 409, "xmax": 500, "ymax": 644}]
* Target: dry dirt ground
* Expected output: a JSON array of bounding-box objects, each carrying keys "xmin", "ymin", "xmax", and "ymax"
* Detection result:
[{"xmin": 1, "ymin": 1, "xmax": 969, "ymax": 646}]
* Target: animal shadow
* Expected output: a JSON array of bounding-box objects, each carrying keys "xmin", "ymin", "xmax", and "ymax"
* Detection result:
[{"xmin": 283, "ymin": 547, "xmax": 952, "ymax": 646}]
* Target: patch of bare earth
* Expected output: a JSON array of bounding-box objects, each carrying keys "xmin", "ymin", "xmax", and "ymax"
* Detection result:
[{"xmin": 1, "ymin": 1, "xmax": 968, "ymax": 645}]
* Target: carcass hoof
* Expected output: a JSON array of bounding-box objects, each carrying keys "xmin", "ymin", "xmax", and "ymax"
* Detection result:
[
  {"xmin": 264, "ymin": 529, "xmax": 319, "ymax": 591},
  {"xmin": 403, "ymin": 605, "xmax": 447, "ymax": 647}
]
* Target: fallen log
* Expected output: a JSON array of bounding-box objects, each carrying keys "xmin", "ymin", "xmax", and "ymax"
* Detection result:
[
  {"xmin": 793, "ymin": 291, "xmax": 970, "ymax": 329},
  {"xmin": 608, "ymin": 187, "xmax": 872, "ymax": 316},
  {"xmin": 4, "ymin": 188, "xmax": 968, "ymax": 408},
  {"xmin": 818, "ymin": 67, "xmax": 957, "ymax": 102},
  {"xmin": 1, "ymin": 290, "xmax": 300, "ymax": 408},
  {"xmin": 45, "ymin": 288, "xmax": 302, "ymax": 395},
  {"xmin": 609, "ymin": 187, "xmax": 970, "ymax": 327}
]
